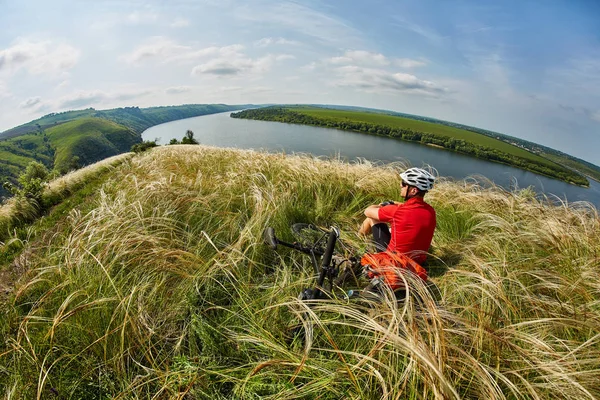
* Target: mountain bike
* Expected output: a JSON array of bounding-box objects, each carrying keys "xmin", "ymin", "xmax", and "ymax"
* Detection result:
[
  {"xmin": 264, "ymin": 222, "xmax": 442, "ymax": 304},
  {"xmin": 264, "ymin": 223, "xmax": 363, "ymax": 301},
  {"xmin": 265, "ymin": 222, "xmax": 445, "ymax": 345}
]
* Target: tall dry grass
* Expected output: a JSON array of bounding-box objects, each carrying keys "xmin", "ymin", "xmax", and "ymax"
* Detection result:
[
  {"xmin": 0, "ymin": 145, "xmax": 599, "ymax": 399},
  {"xmin": 0, "ymin": 153, "xmax": 132, "ymax": 244}
]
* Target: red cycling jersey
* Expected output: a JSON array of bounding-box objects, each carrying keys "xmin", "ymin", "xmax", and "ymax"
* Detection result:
[{"xmin": 377, "ymin": 197, "xmax": 436, "ymax": 265}]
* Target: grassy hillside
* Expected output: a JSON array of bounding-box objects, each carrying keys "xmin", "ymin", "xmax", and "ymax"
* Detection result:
[
  {"xmin": 0, "ymin": 133, "xmax": 55, "ymax": 197},
  {"xmin": 0, "ymin": 103, "xmax": 250, "ymax": 198},
  {"xmin": 542, "ymin": 153, "xmax": 600, "ymax": 182},
  {"xmin": 0, "ymin": 146, "xmax": 598, "ymax": 399},
  {"xmin": 0, "ymin": 153, "xmax": 133, "ymax": 266},
  {"xmin": 0, "ymin": 104, "xmax": 250, "ymax": 140},
  {"xmin": 0, "ymin": 118, "xmax": 136, "ymax": 199},
  {"xmin": 45, "ymin": 117, "xmax": 139, "ymax": 173},
  {"xmin": 233, "ymin": 107, "xmax": 588, "ymax": 187},
  {"xmin": 0, "ymin": 109, "xmax": 97, "ymax": 140}
]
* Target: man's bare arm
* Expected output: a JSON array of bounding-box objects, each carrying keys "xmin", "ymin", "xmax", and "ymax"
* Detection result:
[{"xmin": 364, "ymin": 205, "xmax": 381, "ymax": 220}]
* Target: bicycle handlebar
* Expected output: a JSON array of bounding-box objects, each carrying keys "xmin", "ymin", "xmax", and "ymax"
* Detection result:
[{"xmin": 263, "ymin": 226, "xmax": 327, "ymax": 256}]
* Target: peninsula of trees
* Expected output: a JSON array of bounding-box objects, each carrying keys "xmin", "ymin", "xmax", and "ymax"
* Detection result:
[{"xmin": 231, "ymin": 107, "xmax": 589, "ymax": 187}]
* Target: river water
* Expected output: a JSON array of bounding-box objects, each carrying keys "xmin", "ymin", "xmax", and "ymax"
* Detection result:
[{"xmin": 143, "ymin": 112, "xmax": 600, "ymax": 208}]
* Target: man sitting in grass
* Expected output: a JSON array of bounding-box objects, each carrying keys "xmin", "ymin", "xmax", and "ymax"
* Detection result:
[{"xmin": 356, "ymin": 167, "xmax": 437, "ymax": 291}]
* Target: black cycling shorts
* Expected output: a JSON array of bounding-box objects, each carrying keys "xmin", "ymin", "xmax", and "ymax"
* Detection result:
[{"xmin": 371, "ymin": 223, "xmax": 391, "ymax": 252}]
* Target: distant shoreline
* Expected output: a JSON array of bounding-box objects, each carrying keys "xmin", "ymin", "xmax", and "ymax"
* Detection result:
[{"xmin": 231, "ymin": 107, "xmax": 590, "ymax": 188}]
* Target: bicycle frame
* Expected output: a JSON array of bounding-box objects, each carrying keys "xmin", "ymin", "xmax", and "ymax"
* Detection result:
[{"xmin": 264, "ymin": 225, "xmax": 342, "ymax": 299}]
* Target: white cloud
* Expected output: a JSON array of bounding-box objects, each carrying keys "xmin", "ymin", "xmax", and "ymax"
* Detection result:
[
  {"xmin": 234, "ymin": 2, "xmax": 363, "ymax": 47},
  {"xmin": 127, "ymin": 11, "xmax": 159, "ymax": 24},
  {"xmin": 332, "ymin": 66, "xmax": 448, "ymax": 97},
  {"xmin": 300, "ymin": 62, "xmax": 318, "ymax": 71},
  {"xmin": 171, "ymin": 18, "xmax": 190, "ymax": 28},
  {"xmin": 0, "ymin": 39, "xmax": 80, "ymax": 76},
  {"xmin": 19, "ymin": 97, "xmax": 42, "ymax": 109},
  {"xmin": 591, "ymin": 110, "xmax": 600, "ymax": 123},
  {"xmin": 123, "ymin": 38, "xmax": 247, "ymax": 65},
  {"xmin": 329, "ymin": 50, "xmax": 390, "ymax": 67},
  {"xmin": 0, "ymin": 81, "xmax": 10, "ymax": 98},
  {"xmin": 165, "ymin": 86, "xmax": 192, "ymax": 94},
  {"xmin": 58, "ymin": 91, "xmax": 107, "ymax": 108},
  {"xmin": 56, "ymin": 88, "xmax": 152, "ymax": 109},
  {"xmin": 543, "ymin": 57, "xmax": 600, "ymax": 104},
  {"xmin": 124, "ymin": 38, "xmax": 294, "ymax": 77},
  {"xmin": 326, "ymin": 51, "xmax": 425, "ymax": 69},
  {"xmin": 254, "ymin": 37, "xmax": 299, "ymax": 47},
  {"xmin": 394, "ymin": 58, "xmax": 427, "ymax": 68},
  {"xmin": 56, "ymin": 80, "xmax": 70, "ymax": 90},
  {"xmin": 192, "ymin": 57, "xmax": 263, "ymax": 76},
  {"xmin": 275, "ymin": 54, "xmax": 295, "ymax": 62},
  {"xmin": 392, "ymin": 16, "xmax": 446, "ymax": 45},
  {"xmin": 191, "ymin": 53, "xmax": 293, "ymax": 76},
  {"xmin": 122, "ymin": 37, "xmax": 193, "ymax": 64}
]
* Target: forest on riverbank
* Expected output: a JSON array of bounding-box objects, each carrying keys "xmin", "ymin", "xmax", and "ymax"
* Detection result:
[{"xmin": 232, "ymin": 107, "xmax": 589, "ymax": 187}]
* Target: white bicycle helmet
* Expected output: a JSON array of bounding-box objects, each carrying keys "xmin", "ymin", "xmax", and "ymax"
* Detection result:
[{"xmin": 400, "ymin": 168, "xmax": 435, "ymax": 191}]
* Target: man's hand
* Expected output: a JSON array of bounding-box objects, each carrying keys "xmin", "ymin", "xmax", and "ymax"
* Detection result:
[{"xmin": 380, "ymin": 200, "xmax": 395, "ymax": 206}]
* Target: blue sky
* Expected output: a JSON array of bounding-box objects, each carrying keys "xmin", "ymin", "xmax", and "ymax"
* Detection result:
[{"xmin": 1, "ymin": 0, "xmax": 599, "ymax": 164}]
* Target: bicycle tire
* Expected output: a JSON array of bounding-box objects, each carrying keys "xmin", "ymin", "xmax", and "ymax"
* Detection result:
[{"xmin": 291, "ymin": 223, "xmax": 328, "ymax": 248}]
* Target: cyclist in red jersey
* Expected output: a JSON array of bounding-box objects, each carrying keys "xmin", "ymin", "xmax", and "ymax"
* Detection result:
[{"xmin": 358, "ymin": 168, "xmax": 436, "ymax": 289}]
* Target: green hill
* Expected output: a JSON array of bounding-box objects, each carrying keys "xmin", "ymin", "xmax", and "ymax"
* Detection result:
[
  {"xmin": 0, "ymin": 104, "xmax": 250, "ymax": 140},
  {"xmin": 0, "ymin": 145, "xmax": 598, "ymax": 398},
  {"xmin": 45, "ymin": 117, "xmax": 139, "ymax": 173},
  {"xmin": 0, "ymin": 103, "xmax": 251, "ymax": 199},
  {"xmin": 0, "ymin": 133, "xmax": 56, "ymax": 197},
  {"xmin": 0, "ymin": 118, "xmax": 138, "ymax": 199}
]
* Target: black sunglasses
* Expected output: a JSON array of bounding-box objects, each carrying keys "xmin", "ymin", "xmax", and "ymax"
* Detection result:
[{"xmin": 401, "ymin": 181, "xmax": 408, "ymax": 187}]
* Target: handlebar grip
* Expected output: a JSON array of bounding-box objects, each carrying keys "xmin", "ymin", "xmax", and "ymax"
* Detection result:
[{"xmin": 263, "ymin": 227, "xmax": 278, "ymax": 249}]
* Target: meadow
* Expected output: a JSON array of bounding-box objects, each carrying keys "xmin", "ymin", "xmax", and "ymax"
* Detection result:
[
  {"xmin": 0, "ymin": 145, "xmax": 599, "ymax": 399},
  {"xmin": 45, "ymin": 117, "xmax": 139, "ymax": 174},
  {"xmin": 293, "ymin": 107, "xmax": 554, "ymax": 166}
]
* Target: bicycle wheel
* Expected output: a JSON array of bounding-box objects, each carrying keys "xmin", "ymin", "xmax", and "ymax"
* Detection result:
[{"xmin": 291, "ymin": 223, "xmax": 328, "ymax": 249}]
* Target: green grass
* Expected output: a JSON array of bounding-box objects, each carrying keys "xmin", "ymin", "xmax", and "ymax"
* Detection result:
[
  {"xmin": 0, "ymin": 109, "xmax": 97, "ymax": 140},
  {"xmin": 0, "ymin": 104, "xmax": 249, "ymax": 198},
  {"xmin": 0, "ymin": 145, "xmax": 599, "ymax": 399},
  {"xmin": 45, "ymin": 117, "xmax": 139, "ymax": 173},
  {"xmin": 542, "ymin": 152, "xmax": 600, "ymax": 182},
  {"xmin": 0, "ymin": 150, "xmax": 36, "ymax": 168},
  {"xmin": 0, "ymin": 133, "xmax": 56, "ymax": 198},
  {"xmin": 293, "ymin": 108, "xmax": 558, "ymax": 167},
  {"xmin": 0, "ymin": 153, "xmax": 132, "ymax": 265},
  {"xmin": 0, "ymin": 103, "xmax": 249, "ymax": 140}
]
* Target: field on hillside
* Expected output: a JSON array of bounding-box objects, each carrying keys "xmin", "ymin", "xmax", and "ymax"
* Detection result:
[
  {"xmin": 0, "ymin": 104, "xmax": 249, "ymax": 198},
  {"xmin": 542, "ymin": 152, "xmax": 600, "ymax": 182},
  {"xmin": 293, "ymin": 108, "xmax": 557, "ymax": 167},
  {"xmin": 0, "ymin": 104, "xmax": 248, "ymax": 140},
  {"xmin": 45, "ymin": 117, "xmax": 139, "ymax": 173},
  {"xmin": 233, "ymin": 107, "xmax": 587, "ymax": 186},
  {"xmin": 0, "ymin": 146, "xmax": 599, "ymax": 399},
  {"xmin": 0, "ymin": 134, "xmax": 55, "ymax": 198}
]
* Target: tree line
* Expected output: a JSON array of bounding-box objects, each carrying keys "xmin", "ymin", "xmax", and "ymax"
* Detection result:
[{"xmin": 231, "ymin": 108, "xmax": 588, "ymax": 187}]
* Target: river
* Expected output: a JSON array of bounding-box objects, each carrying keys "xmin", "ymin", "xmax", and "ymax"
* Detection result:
[{"xmin": 143, "ymin": 111, "xmax": 600, "ymax": 208}]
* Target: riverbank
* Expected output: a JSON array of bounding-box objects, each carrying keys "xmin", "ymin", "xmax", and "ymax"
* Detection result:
[{"xmin": 231, "ymin": 107, "xmax": 589, "ymax": 187}]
